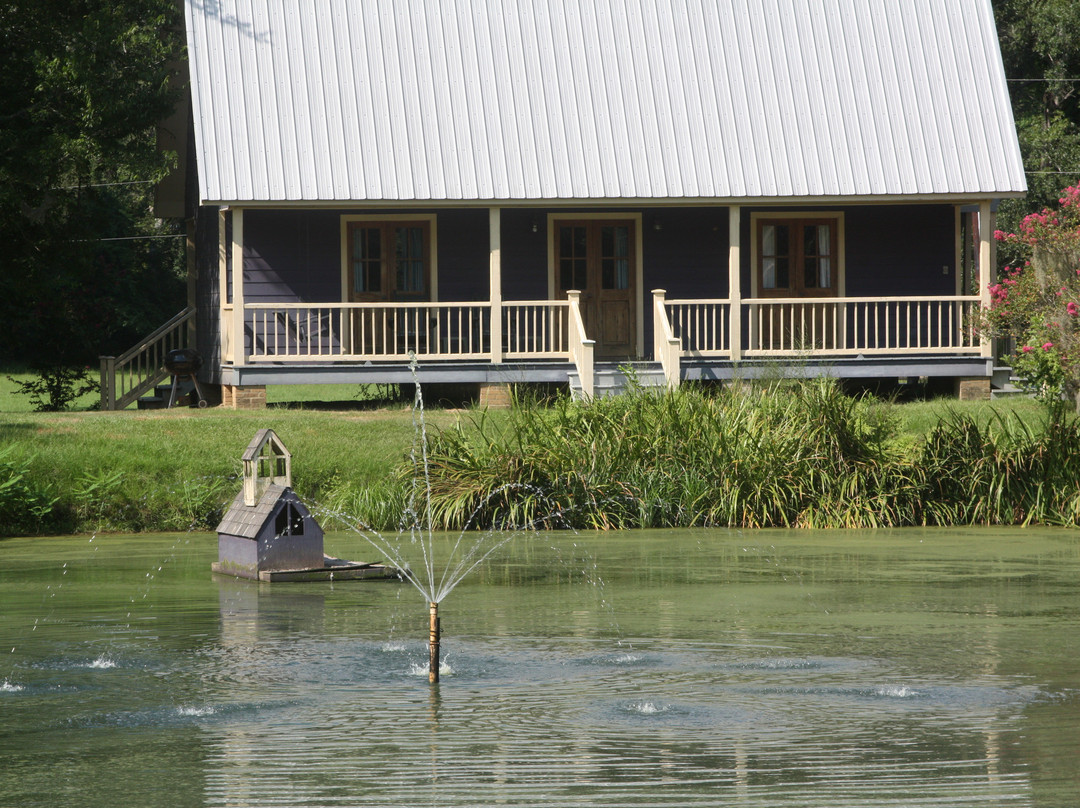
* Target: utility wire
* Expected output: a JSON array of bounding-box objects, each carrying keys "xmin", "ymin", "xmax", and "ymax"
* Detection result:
[{"xmin": 97, "ymin": 234, "xmax": 185, "ymax": 242}]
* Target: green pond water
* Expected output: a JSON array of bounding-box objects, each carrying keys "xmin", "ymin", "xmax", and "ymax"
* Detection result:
[{"xmin": 2, "ymin": 527, "xmax": 1079, "ymax": 807}]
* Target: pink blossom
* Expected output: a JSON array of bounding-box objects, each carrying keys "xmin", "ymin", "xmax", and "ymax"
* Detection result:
[
  {"xmin": 1022, "ymin": 345, "xmax": 1033, "ymax": 353},
  {"xmin": 1043, "ymin": 342, "xmax": 1054, "ymax": 351},
  {"xmin": 1068, "ymin": 302, "xmax": 1079, "ymax": 316}
]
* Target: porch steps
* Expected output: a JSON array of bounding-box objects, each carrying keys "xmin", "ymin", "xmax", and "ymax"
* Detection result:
[
  {"xmin": 569, "ymin": 362, "xmax": 668, "ymax": 400},
  {"xmin": 137, "ymin": 379, "xmax": 196, "ymax": 410},
  {"xmin": 990, "ymin": 365, "xmax": 1029, "ymax": 399}
]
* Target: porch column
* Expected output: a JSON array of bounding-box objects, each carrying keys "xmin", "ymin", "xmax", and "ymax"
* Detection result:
[
  {"xmin": 978, "ymin": 199, "xmax": 993, "ymax": 359},
  {"xmin": 231, "ymin": 207, "xmax": 246, "ymax": 366},
  {"xmin": 218, "ymin": 208, "xmax": 229, "ymax": 362},
  {"xmin": 728, "ymin": 205, "xmax": 742, "ymax": 361},
  {"xmin": 489, "ymin": 207, "xmax": 503, "ymax": 363}
]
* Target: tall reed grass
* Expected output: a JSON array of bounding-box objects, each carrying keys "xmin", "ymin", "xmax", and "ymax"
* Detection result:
[
  {"xmin": 408, "ymin": 380, "xmax": 1080, "ymax": 531},
  {"xmin": 3, "ymin": 382, "xmax": 1077, "ymax": 535}
]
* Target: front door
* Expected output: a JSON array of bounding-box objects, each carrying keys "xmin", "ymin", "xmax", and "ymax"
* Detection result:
[
  {"xmin": 346, "ymin": 220, "xmax": 431, "ymax": 354},
  {"xmin": 756, "ymin": 217, "xmax": 839, "ymax": 350},
  {"xmin": 555, "ymin": 219, "xmax": 636, "ymax": 358}
]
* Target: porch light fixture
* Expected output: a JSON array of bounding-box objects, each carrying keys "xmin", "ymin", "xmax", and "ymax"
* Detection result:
[
  {"xmin": 654, "ymin": 220, "xmax": 663, "ymax": 231},
  {"xmin": 531, "ymin": 219, "xmax": 538, "ymax": 233}
]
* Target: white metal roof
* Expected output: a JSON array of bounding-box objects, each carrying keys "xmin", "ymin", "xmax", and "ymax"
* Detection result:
[{"xmin": 184, "ymin": 0, "xmax": 1027, "ymax": 205}]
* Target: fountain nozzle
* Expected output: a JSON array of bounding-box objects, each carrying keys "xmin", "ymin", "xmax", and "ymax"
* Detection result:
[{"xmin": 429, "ymin": 601, "xmax": 441, "ymax": 684}]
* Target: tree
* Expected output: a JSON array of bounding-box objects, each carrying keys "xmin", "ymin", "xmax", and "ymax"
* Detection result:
[
  {"xmin": 993, "ymin": 0, "xmax": 1080, "ymax": 268},
  {"xmin": 0, "ymin": 1, "xmax": 185, "ymax": 367},
  {"xmin": 982, "ymin": 186, "xmax": 1080, "ymax": 412}
]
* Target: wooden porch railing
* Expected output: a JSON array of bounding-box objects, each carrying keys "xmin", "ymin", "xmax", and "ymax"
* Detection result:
[
  {"xmin": 743, "ymin": 296, "xmax": 981, "ymax": 356},
  {"xmin": 503, "ymin": 301, "xmax": 571, "ymax": 358},
  {"xmin": 246, "ymin": 302, "xmax": 493, "ymax": 361},
  {"xmin": 99, "ymin": 307, "xmax": 195, "ymax": 410},
  {"xmin": 227, "ymin": 293, "xmax": 983, "ymax": 397},
  {"xmin": 246, "ymin": 301, "xmax": 580, "ymax": 363},
  {"xmin": 566, "ymin": 291, "xmax": 594, "ymax": 400},
  {"xmin": 661, "ymin": 296, "xmax": 732, "ymax": 357},
  {"xmin": 245, "ymin": 297, "xmax": 595, "ymax": 395}
]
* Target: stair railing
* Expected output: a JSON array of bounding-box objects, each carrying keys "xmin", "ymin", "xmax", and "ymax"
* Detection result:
[
  {"xmin": 99, "ymin": 308, "xmax": 195, "ymax": 410},
  {"xmin": 651, "ymin": 289, "xmax": 682, "ymax": 388},
  {"xmin": 566, "ymin": 291, "xmax": 595, "ymax": 400}
]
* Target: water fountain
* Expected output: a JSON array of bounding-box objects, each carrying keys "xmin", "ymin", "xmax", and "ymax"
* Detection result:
[{"xmin": 318, "ymin": 361, "xmax": 570, "ymax": 683}]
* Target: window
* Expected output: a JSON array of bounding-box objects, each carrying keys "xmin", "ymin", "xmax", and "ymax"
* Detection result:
[
  {"xmin": 275, "ymin": 503, "xmax": 305, "ymax": 536},
  {"xmin": 345, "ymin": 219, "xmax": 432, "ymax": 302},
  {"xmin": 756, "ymin": 217, "xmax": 839, "ymax": 297}
]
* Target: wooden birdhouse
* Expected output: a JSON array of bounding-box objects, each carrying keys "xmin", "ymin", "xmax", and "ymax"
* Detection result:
[{"xmin": 214, "ymin": 429, "xmax": 325, "ymax": 579}]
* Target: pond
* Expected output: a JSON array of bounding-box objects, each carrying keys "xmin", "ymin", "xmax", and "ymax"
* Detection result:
[{"xmin": 2, "ymin": 527, "xmax": 1079, "ymax": 807}]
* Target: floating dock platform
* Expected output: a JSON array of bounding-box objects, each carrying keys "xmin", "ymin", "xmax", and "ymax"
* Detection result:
[{"xmin": 212, "ymin": 554, "xmax": 402, "ymax": 583}]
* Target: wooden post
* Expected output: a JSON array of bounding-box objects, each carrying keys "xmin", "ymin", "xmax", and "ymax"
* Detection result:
[
  {"xmin": 728, "ymin": 205, "xmax": 742, "ymax": 360},
  {"xmin": 489, "ymin": 207, "xmax": 503, "ymax": 363},
  {"xmin": 429, "ymin": 601, "xmax": 440, "ymax": 684},
  {"xmin": 99, "ymin": 356, "xmax": 116, "ymax": 411},
  {"xmin": 231, "ymin": 208, "xmax": 246, "ymax": 366},
  {"xmin": 219, "ymin": 208, "xmax": 230, "ymax": 362},
  {"xmin": 978, "ymin": 200, "xmax": 993, "ymax": 359}
]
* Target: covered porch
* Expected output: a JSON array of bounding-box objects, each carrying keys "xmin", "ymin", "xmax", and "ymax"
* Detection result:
[{"xmin": 217, "ymin": 202, "xmax": 995, "ymax": 400}]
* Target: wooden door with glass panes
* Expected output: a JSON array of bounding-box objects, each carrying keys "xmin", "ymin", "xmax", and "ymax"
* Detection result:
[
  {"xmin": 555, "ymin": 220, "xmax": 635, "ymax": 358},
  {"xmin": 756, "ymin": 218, "xmax": 838, "ymax": 351},
  {"xmin": 347, "ymin": 221, "xmax": 430, "ymax": 355}
]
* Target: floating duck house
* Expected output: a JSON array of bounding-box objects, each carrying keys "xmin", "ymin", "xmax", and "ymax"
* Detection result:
[{"xmin": 213, "ymin": 429, "xmax": 396, "ymax": 582}]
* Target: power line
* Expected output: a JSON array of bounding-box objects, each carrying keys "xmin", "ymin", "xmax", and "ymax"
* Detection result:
[
  {"xmin": 57, "ymin": 180, "xmax": 157, "ymax": 190},
  {"xmin": 92, "ymin": 234, "xmax": 185, "ymax": 242}
]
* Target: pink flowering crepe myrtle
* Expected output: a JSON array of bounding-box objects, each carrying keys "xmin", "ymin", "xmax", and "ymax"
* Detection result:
[{"xmin": 980, "ymin": 185, "xmax": 1080, "ymax": 411}]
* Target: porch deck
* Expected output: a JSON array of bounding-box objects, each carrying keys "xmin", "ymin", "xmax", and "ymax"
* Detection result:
[
  {"xmin": 224, "ymin": 292, "xmax": 987, "ymax": 388},
  {"xmin": 101, "ymin": 292, "xmax": 992, "ymax": 409}
]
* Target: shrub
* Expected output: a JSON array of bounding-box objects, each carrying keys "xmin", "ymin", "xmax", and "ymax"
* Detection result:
[
  {"xmin": 7, "ymin": 365, "xmax": 98, "ymax": 412},
  {"xmin": 0, "ymin": 446, "xmax": 60, "ymax": 535}
]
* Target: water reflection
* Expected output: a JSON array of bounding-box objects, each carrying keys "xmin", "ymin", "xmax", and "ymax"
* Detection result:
[{"xmin": 1, "ymin": 528, "xmax": 1078, "ymax": 806}]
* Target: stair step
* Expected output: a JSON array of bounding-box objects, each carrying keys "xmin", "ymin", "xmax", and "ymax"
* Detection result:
[
  {"xmin": 569, "ymin": 362, "xmax": 668, "ymax": 398},
  {"xmin": 138, "ymin": 379, "xmax": 197, "ymax": 409}
]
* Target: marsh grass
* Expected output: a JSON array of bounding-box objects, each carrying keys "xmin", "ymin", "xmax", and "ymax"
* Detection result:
[
  {"xmin": 1, "ymin": 378, "xmax": 1074, "ymax": 536},
  {"xmin": 411, "ymin": 381, "xmax": 1080, "ymax": 531}
]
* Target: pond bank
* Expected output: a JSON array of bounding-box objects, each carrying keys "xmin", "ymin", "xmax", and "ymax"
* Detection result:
[{"xmin": 1, "ymin": 383, "xmax": 1075, "ymax": 536}]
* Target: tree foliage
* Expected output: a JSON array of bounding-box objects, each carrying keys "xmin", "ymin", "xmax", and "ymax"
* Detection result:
[
  {"xmin": 0, "ymin": 1, "xmax": 185, "ymax": 366},
  {"xmin": 994, "ymin": 0, "xmax": 1080, "ymax": 262},
  {"xmin": 981, "ymin": 186, "xmax": 1080, "ymax": 411}
]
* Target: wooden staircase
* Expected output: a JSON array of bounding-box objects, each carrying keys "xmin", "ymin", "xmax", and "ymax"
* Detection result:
[
  {"xmin": 99, "ymin": 308, "xmax": 195, "ymax": 410},
  {"xmin": 136, "ymin": 377, "xmax": 199, "ymax": 409},
  {"xmin": 991, "ymin": 364, "xmax": 1028, "ymax": 399},
  {"xmin": 568, "ymin": 361, "xmax": 669, "ymax": 400}
]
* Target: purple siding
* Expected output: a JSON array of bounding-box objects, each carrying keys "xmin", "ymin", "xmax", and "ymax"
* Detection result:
[
  {"xmin": 501, "ymin": 209, "xmax": 550, "ymax": 299},
  {"xmin": 243, "ymin": 210, "xmax": 340, "ymax": 302},
  {"xmin": 739, "ymin": 205, "xmax": 955, "ymax": 295},
  {"xmin": 435, "ymin": 210, "xmax": 489, "ymax": 301},
  {"xmin": 845, "ymin": 206, "xmax": 955, "ymax": 296},
  {"xmin": 194, "ymin": 206, "xmax": 223, "ymax": 382}
]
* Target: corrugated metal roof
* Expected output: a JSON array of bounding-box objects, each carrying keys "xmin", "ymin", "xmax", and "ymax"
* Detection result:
[{"xmin": 185, "ymin": 0, "xmax": 1027, "ymax": 204}]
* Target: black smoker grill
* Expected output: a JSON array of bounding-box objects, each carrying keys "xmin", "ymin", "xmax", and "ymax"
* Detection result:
[{"xmin": 164, "ymin": 348, "xmax": 207, "ymax": 408}]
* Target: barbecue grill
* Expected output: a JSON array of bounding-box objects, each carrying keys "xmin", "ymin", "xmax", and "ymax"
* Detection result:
[{"xmin": 164, "ymin": 348, "xmax": 207, "ymax": 408}]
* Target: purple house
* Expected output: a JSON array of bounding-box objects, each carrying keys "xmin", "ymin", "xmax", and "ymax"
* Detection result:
[{"xmin": 115, "ymin": 0, "xmax": 1026, "ymax": 408}]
